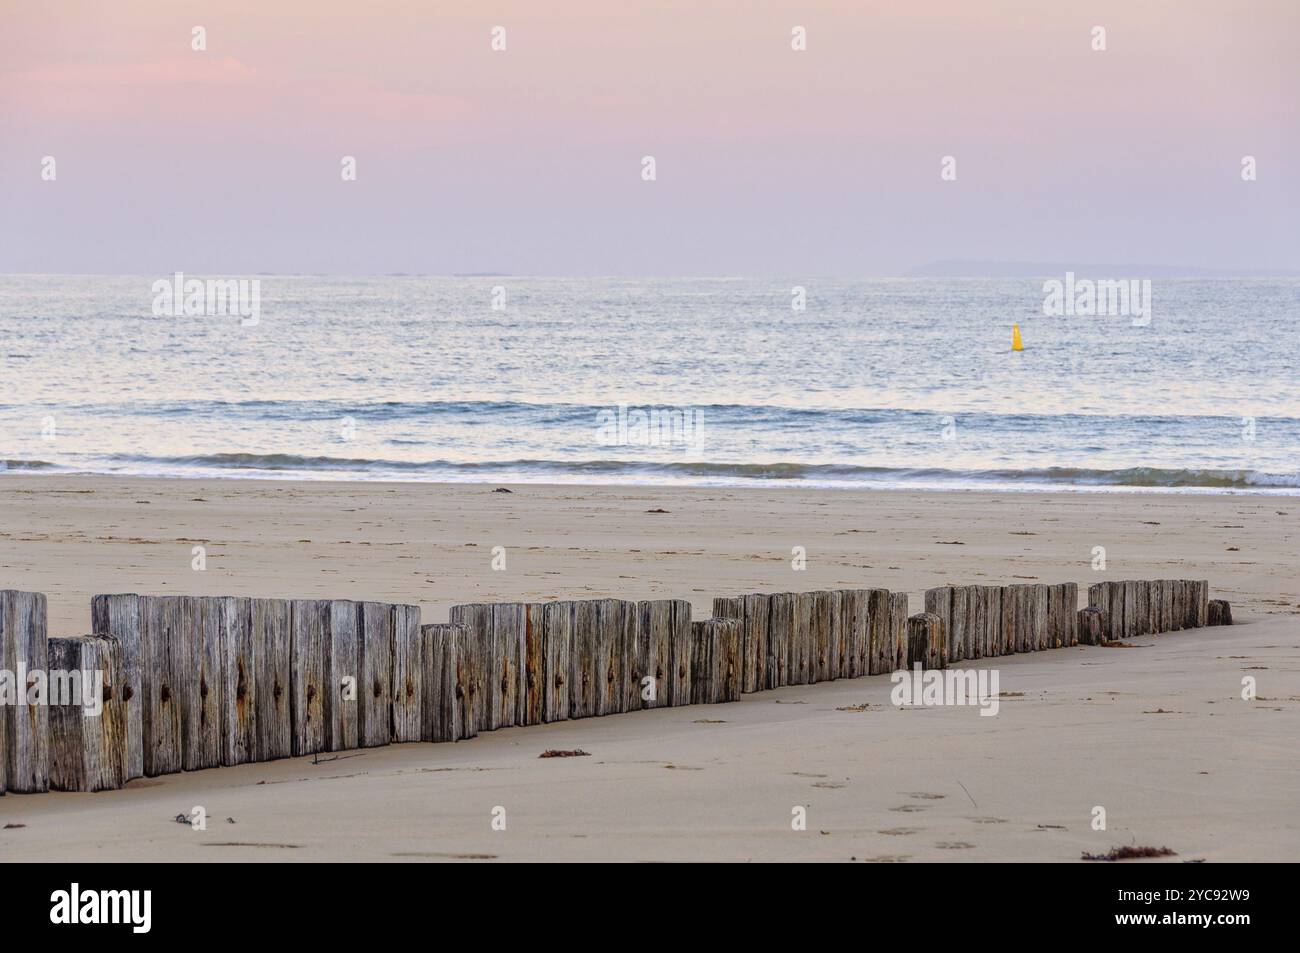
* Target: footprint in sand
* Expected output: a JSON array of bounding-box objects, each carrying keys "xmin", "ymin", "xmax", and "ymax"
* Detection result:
[
  {"xmin": 936, "ymin": 842, "xmax": 976, "ymax": 850},
  {"xmin": 878, "ymin": 827, "xmax": 919, "ymax": 836},
  {"xmin": 890, "ymin": 804, "xmax": 927, "ymax": 812},
  {"xmin": 907, "ymin": 792, "xmax": 946, "ymax": 800}
]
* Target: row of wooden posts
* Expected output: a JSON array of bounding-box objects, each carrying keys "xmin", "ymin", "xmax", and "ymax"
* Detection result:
[{"xmin": 0, "ymin": 580, "xmax": 1230, "ymax": 794}]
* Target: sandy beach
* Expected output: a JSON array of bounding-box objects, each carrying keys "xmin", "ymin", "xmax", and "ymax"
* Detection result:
[{"xmin": 1, "ymin": 475, "xmax": 1296, "ymax": 861}]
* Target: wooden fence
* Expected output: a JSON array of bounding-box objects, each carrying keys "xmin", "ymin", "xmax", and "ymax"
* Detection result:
[{"xmin": 0, "ymin": 580, "xmax": 1225, "ymax": 794}]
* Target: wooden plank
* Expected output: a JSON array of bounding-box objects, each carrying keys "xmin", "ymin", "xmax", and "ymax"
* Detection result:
[
  {"xmin": 1030, "ymin": 584, "xmax": 1049, "ymax": 651},
  {"xmin": 998, "ymin": 585, "xmax": 1018, "ymax": 656},
  {"xmin": 139, "ymin": 596, "xmax": 183, "ymax": 777},
  {"xmin": 219, "ymin": 596, "xmax": 255, "ymax": 766},
  {"xmin": 391, "ymin": 603, "xmax": 422, "ymax": 743},
  {"xmin": 965, "ymin": 584, "xmax": 983, "ymax": 659},
  {"xmin": 789, "ymin": 592, "xmax": 814, "ymax": 685},
  {"xmin": 90, "ymin": 594, "xmax": 144, "ymax": 782},
  {"xmin": 48, "ymin": 634, "xmax": 127, "ymax": 792},
  {"xmin": 541, "ymin": 601, "xmax": 572, "ymax": 721},
  {"xmin": 741, "ymin": 594, "xmax": 768, "ymax": 691},
  {"xmin": 667, "ymin": 599, "xmax": 692, "ymax": 706},
  {"xmin": 983, "ymin": 586, "xmax": 998, "ymax": 655},
  {"xmin": 595, "ymin": 599, "xmax": 630, "ymax": 717},
  {"xmin": 689, "ymin": 620, "xmax": 715, "ymax": 705},
  {"xmin": 1208, "ymin": 599, "xmax": 1232, "ymax": 626},
  {"xmin": 448, "ymin": 603, "xmax": 492, "ymax": 732},
  {"xmin": 924, "ymin": 587, "xmax": 953, "ymax": 664},
  {"xmin": 358, "ymin": 601, "xmax": 394, "ymax": 747},
  {"xmin": 816, "ymin": 590, "xmax": 838, "ymax": 683},
  {"xmin": 847, "ymin": 587, "xmax": 868, "ymax": 676},
  {"xmin": 717, "ymin": 618, "xmax": 741, "ymax": 702},
  {"xmin": 172, "ymin": 596, "xmax": 201, "ymax": 775},
  {"xmin": 493, "ymin": 603, "xmax": 525, "ymax": 728},
  {"xmin": 420, "ymin": 622, "xmax": 461, "ymax": 742},
  {"xmin": 865, "ymin": 589, "xmax": 892, "ymax": 675},
  {"xmin": 194, "ymin": 598, "xmax": 226, "ymax": 771},
  {"xmin": 452, "ymin": 622, "xmax": 479, "ymax": 740},
  {"xmin": 1107, "ymin": 581, "xmax": 1126, "ymax": 643},
  {"xmin": 888, "ymin": 592, "xmax": 909, "ymax": 672},
  {"xmin": 569, "ymin": 600, "xmax": 599, "ymax": 718},
  {"xmin": 289, "ymin": 599, "xmax": 328, "ymax": 757},
  {"xmin": 768, "ymin": 593, "xmax": 793, "ymax": 686},
  {"xmin": 522, "ymin": 602, "xmax": 546, "ymax": 726},
  {"xmin": 324, "ymin": 599, "xmax": 359, "ymax": 753},
  {"xmin": 948, "ymin": 586, "xmax": 969, "ymax": 662},
  {"xmin": 251, "ymin": 597, "xmax": 291, "ymax": 763},
  {"xmin": 634, "ymin": 600, "xmax": 673, "ymax": 709}
]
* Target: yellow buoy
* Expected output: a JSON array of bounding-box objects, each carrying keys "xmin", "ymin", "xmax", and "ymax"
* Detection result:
[{"xmin": 1012, "ymin": 323, "xmax": 1024, "ymax": 351}]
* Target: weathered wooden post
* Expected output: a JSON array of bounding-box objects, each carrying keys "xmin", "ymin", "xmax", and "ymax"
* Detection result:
[
  {"xmin": 667, "ymin": 599, "xmax": 693, "ymax": 706},
  {"xmin": 1087, "ymin": 582, "xmax": 1109, "ymax": 636},
  {"xmin": 964, "ymin": 585, "xmax": 983, "ymax": 660},
  {"xmin": 768, "ymin": 592, "xmax": 794, "ymax": 686},
  {"xmin": 595, "ymin": 599, "xmax": 632, "ymax": 717},
  {"xmin": 888, "ymin": 592, "xmax": 909, "ymax": 672},
  {"xmin": 815, "ymin": 590, "xmax": 840, "ymax": 683},
  {"xmin": 948, "ymin": 586, "xmax": 969, "ymax": 662},
  {"xmin": 1194, "ymin": 580, "xmax": 1209, "ymax": 628},
  {"xmin": 689, "ymin": 619, "xmax": 741, "ymax": 704},
  {"xmin": 635, "ymin": 600, "xmax": 675, "ymax": 709},
  {"xmin": 322, "ymin": 600, "xmax": 358, "ymax": 754},
  {"xmin": 391, "ymin": 603, "xmax": 422, "ymax": 743},
  {"xmin": 906, "ymin": 612, "xmax": 946, "ymax": 670},
  {"xmin": 1077, "ymin": 606, "xmax": 1105, "ymax": 645},
  {"xmin": 523, "ymin": 602, "xmax": 546, "ymax": 725},
  {"xmin": 568, "ymin": 600, "xmax": 598, "ymax": 718},
  {"xmin": 219, "ymin": 596, "xmax": 256, "ymax": 766},
  {"xmin": 1106, "ymin": 581, "xmax": 1126, "ymax": 642},
  {"xmin": 356, "ymin": 601, "xmax": 393, "ymax": 747},
  {"xmin": 448, "ymin": 603, "xmax": 492, "ymax": 732},
  {"xmin": 193, "ymin": 597, "xmax": 226, "ymax": 771},
  {"xmin": 789, "ymin": 592, "xmax": 814, "ymax": 686},
  {"xmin": 543, "ymin": 601, "xmax": 572, "ymax": 721},
  {"xmin": 1208, "ymin": 599, "xmax": 1233, "ymax": 626},
  {"xmin": 47, "ymin": 633, "xmax": 127, "ymax": 793},
  {"xmin": 138, "ymin": 596, "xmax": 186, "ymax": 776},
  {"xmin": 1048, "ymin": 584, "xmax": 1078, "ymax": 648},
  {"xmin": 421, "ymin": 622, "xmax": 467, "ymax": 742},
  {"xmin": 839, "ymin": 589, "xmax": 870, "ymax": 679},
  {"xmin": 741, "ymin": 593, "xmax": 771, "ymax": 691},
  {"xmin": 924, "ymin": 586, "xmax": 953, "ymax": 662},
  {"xmin": 251, "ymin": 597, "xmax": 291, "ymax": 763},
  {"xmin": 983, "ymin": 586, "xmax": 1003, "ymax": 656},
  {"xmin": 290, "ymin": 599, "xmax": 328, "ymax": 757},
  {"xmin": 90, "ymin": 593, "xmax": 144, "ymax": 781}
]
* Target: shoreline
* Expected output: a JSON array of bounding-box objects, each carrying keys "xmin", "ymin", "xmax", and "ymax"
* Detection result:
[{"xmin": 4, "ymin": 469, "xmax": 1299, "ymax": 497}]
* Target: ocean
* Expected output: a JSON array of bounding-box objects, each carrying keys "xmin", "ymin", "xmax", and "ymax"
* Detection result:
[{"xmin": 1, "ymin": 275, "xmax": 1297, "ymax": 493}]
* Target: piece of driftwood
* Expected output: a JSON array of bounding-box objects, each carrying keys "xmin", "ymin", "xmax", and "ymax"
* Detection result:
[
  {"xmin": 1208, "ymin": 599, "xmax": 1232, "ymax": 626},
  {"xmin": 289, "ymin": 599, "xmax": 327, "ymax": 757},
  {"xmin": 89, "ymin": 593, "xmax": 144, "ymax": 782},
  {"xmin": 251, "ymin": 597, "xmax": 291, "ymax": 763},
  {"xmin": 48, "ymin": 634, "xmax": 126, "ymax": 793},
  {"xmin": 906, "ymin": 612, "xmax": 946, "ymax": 670}
]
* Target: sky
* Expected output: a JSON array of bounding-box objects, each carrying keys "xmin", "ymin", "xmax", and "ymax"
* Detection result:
[{"xmin": 1, "ymin": 0, "xmax": 1297, "ymax": 276}]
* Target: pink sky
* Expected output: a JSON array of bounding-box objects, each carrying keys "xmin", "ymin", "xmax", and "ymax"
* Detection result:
[{"xmin": 1, "ymin": 0, "xmax": 1296, "ymax": 274}]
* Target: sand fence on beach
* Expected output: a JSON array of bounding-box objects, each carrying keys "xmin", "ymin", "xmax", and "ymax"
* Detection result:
[{"xmin": 0, "ymin": 580, "xmax": 1230, "ymax": 794}]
